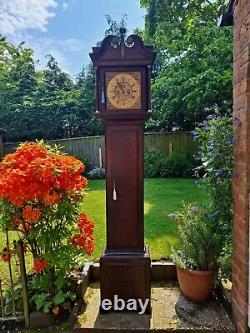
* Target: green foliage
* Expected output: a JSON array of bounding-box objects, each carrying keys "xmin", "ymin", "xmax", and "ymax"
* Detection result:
[
  {"xmin": 159, "ymin": 152, "xmax": 195, "ymax": 178},
  {"xmin": 140, "ymin": 0, "xmax": 233, "ymax": 131},
  {"xmin": 144, "ymin": 149, "xmax": 164, "ymax": 177},
  {"xmin": 0, "ymin": 16, "xmax": 130, "ymax": 142},
  {"xmin": 218, "ymin": 235, "xmax": 232, "ymax": 281},
  {"xmin": 195, "ymin": 110, "xmax": 233, "ymax": 279},
  {"xmin": 171, "ymin": 203, "xmax": 222, "ymax": 271},
  {"xmin": 195, "ymin": 111, "xmax": 233, "ymax": 227},
  {"xmin": 73, "ymin": 154, "xmax": 93, "ymax": 176},
  {"xmin": 0, "ymin": 37, "xmax": 103, "ymax": 142},
  {"xmin": 144, "ymin": 149, "xmax": 195, "ymax": 178},
  {"xmin": 104, "ymin": 14, "xmax": 127, "ymax": 38},
  {"xmin": 29, "ymin": 274, "xmax": 76, "ymax": 314}
]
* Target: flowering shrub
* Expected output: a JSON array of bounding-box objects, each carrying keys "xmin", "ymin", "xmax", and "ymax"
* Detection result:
[
  {"xmin": 0, "ymin": 141, "xmax": 95, "ymax": 313},
  {"xmin": 194, "ymin": 110, "xmax": 233, "ymax": 279},
  {"xmin": 194, "ymin": 112, "xmax": 233, "ymax": 232}
]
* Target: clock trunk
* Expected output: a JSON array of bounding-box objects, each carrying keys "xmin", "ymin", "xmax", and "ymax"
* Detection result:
[{"xmin": 105, "ymin": 123, "xmax": 144, "ymax": 252}]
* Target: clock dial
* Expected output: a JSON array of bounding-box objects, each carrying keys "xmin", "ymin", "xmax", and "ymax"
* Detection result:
[{"xmin": 106, "ymin": 72, "xmax": 141, "ymax": 109}]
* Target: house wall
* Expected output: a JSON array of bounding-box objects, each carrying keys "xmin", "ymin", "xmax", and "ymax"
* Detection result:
[{"xmin": 232, "ymin": 1, "xmax": 250, "ymax": 331}]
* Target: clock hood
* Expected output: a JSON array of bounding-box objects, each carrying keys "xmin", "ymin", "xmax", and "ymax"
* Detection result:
[{"xmin": 89, "ymin": 33, "xmax": 155, "ymax": 67}]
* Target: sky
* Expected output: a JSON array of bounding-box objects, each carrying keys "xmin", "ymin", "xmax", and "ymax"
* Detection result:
[{"xmin": 0, "ymin": 0, "xmax": 146, "ymax": 78}]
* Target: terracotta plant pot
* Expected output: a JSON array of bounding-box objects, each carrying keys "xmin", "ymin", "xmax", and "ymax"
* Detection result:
[{"xmin": 177, "ymin": 267, "xmax": 214, "ymax": 302}]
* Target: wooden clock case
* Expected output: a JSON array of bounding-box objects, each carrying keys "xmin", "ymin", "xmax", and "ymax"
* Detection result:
[{"xmin": 90, "ymin": 30, "xmax": 155, "ymax": 313}]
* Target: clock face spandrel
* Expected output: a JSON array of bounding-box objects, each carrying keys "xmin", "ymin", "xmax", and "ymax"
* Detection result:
[{"xmin": 106, "ymin": 72, "xmax": 141, "ymax": 110}]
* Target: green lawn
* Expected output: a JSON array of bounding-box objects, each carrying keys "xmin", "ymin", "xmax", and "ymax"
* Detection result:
[
  {"xmin": 0, "ymin": 179, "xmax": 208, "ymax": 288},
  {"xmin": 82, "ymin": 178, "xmax": 208, "ymax": 260}
]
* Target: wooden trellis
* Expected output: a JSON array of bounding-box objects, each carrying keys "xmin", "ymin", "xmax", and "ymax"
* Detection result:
[{"xmin": 0, "ymin": 231, "xmax": 30, "ymax": 328}]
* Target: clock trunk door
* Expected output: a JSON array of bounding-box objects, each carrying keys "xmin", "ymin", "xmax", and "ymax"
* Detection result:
[{"xmin": 106, "ymin": 124, "xmax": 144, "ymax": 252}]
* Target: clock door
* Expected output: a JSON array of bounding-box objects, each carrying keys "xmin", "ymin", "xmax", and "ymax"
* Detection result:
[{"xmin": 105, "ymin": 124, "xmax": 144, "ymax": 252}]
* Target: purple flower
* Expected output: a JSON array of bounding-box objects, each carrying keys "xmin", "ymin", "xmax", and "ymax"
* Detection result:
[
  {"xmin": 227, "ymin": 133, "xmax": 235, "ymax": 144},
  {"xmin": 207, "ymin": 115, "xmax": 214, "ymax": 120},
  {"xmin": 191, "ymin": 131, "xmax": 198, "ymax": 138}
]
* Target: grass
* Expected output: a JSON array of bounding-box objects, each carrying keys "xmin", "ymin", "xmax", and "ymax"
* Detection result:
[
  {"xmin": 82, "ymin": 178, "xmax": 208, "ymax": 260},
  {"xmin": 0, "ymin": 178, "xmax": 208, "ymax": 289}
]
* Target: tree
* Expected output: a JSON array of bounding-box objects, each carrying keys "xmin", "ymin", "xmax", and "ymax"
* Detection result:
[
  {"xmin": 140, "ymin": 0, "xmax": 233, "ymax": 131},
  {"xmin": 75, "ymin": 65, "xmax": 103, "ymax": 136},
  {"xmin": 104, "ymin": 14, "xmax": 128, "ymax": 37},
  {"xmin": 0, "ymin": 15, "xmax": 135, "ymax": 142},
  {"xmin": 0, "ymin": 37, "xmax": 37, "ymax": 141},
  {"xmin": 44, "ymin": 55, "xmax": 73, "ymax": 93}
]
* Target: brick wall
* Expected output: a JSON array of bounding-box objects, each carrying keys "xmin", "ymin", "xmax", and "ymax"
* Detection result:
[{"xmin": 232, "ymin": 0, "xmax": 250, "ymax": 332}]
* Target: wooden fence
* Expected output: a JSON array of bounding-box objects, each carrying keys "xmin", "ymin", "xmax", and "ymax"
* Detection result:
[{"xmin": 3, "ymin": 132, "xmax": 196, "ymax": 168}]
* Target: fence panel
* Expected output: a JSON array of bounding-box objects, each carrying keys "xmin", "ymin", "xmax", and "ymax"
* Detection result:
[
  {"xmin": 48, "ymin": 136, "xmax": 105, "ymax": 168},
  {"xmin": 144, "ymin": 132, "xmax": 196, "ymax": 156},
  {"xmin": 3, "ymin": 132, "xmax": 196, "ymax": 168}
]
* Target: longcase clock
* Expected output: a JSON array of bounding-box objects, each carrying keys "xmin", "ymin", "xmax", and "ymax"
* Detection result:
[{"xmin": 90, "ymin": 28, "xmax": 155, "ymax": 313}]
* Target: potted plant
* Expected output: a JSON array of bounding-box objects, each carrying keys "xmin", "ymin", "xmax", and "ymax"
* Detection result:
[{"xmin": 170, "ymin": 203, "xmax": 221, "ymax": 302}]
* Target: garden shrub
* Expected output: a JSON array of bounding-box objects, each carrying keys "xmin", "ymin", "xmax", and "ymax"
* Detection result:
[
  {"xmin": 194, "ymin": 111, "xmax": 233, "ymax": 280},
  {"xmin": 144, "ymin": 149, "xmax": 195, "ymax": 178},
  {"xmin": 74, "ymin": 155, "xmax": 93, "ymax": 176},
  {"xmin": 88, "ymin": 167, "xmax": 105, "ymax": 179},
  {"xmin": 144, "ymin": 148, "xmax": 164, "ymax": 178},
  {"xmin": 0, "ymin": 141, "xmax": 95, "ymax": 314},
  {"xmin": 159, "ymin": 152, "xmax": 195, "ymax": 178}
]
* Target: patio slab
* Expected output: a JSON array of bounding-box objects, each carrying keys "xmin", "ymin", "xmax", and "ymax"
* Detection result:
[{"xmin": 74, "ymin": 282, "xmax": 235, "ymax": 333}]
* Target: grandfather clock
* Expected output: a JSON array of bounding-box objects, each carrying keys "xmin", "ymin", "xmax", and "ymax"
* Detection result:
[{"xmin": 90, "ymin": 28, "xmax": 155, "ymax": 313}]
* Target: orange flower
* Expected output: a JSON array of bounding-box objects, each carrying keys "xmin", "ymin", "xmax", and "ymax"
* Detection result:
[
  {"xmin": 23, "ymin": 206, "xmax": 41, "ymax": 222},
  {"xmin": 0, "ymin": 142, "xmax": 87, "ymax": 207},
  {"xmin": 43, "ymin": 191, "xmax": 60, "ymax": 206},
  {"xmin": 33, "ymin": 258, "xmax": 48, "ymax": 274},
  {"xmin": 72, "ymin": 213, "xmax": 95, "ymax": 255}
]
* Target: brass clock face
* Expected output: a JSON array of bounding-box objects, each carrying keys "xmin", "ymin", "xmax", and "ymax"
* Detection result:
[{"xmin": 106, "ymin": 72, "xmax": 141, "ymax": 109}]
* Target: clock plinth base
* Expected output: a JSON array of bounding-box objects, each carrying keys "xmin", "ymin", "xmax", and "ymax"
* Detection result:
[{"xmin": 100, "ymin": 246, "xmax": 151, "ymax": 314}]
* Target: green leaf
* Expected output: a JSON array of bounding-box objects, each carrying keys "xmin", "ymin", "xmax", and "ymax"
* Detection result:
[
  {"xmin": 54, "ymin": 290, "xmax": 65, "ymax": 305},
  {"xmin": 55, "ymin": 273, "xmax": 65, "ymax": 289},
  {"xmin": 43, "ymin": 301, "xmax": 53, "ymax": 314},
  {"xmin": 33, "ymin": 293, "xmax": 47, "ymax": 311}
]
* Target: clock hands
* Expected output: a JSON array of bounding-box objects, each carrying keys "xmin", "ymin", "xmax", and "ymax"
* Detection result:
[{"xmin": 117, "ymin": 81, "xmax": 125, "ymax": 94}]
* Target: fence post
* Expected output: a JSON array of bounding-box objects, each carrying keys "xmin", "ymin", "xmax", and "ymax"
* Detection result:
[
  {"xmin": 99, "ymin": 147, "xmax": 103, "ymax": 168},
  {"xmin": 16, "ymin": 240, "xmax": 30, "ymax": 329},
  {"xmin": 169, "ymin": 142, "xmax": 173, "ymax": 155}
]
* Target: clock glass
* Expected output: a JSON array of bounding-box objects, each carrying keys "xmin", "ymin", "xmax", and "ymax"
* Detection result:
[{"xmin": 106, "ymin": 72, "xmax": 141, "ymax": 109}]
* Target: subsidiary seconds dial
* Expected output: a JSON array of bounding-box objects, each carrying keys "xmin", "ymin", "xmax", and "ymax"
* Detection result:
[{"xmin": 106, "ymin": 72, "xmax": 141, "ymax": 109}]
